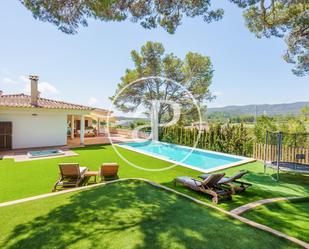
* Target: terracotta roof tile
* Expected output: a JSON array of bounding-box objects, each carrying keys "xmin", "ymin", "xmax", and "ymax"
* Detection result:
[{"xmin": 0, "ymin": 94, "xmax": 93, "ymax": 111}]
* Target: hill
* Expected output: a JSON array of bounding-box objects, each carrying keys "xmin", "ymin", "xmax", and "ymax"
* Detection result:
[
  {"xmin": 207, "ymin": 102, "xmax": 309, "ymax": 116},
  {"xmin": 115, "ymin": 116, "xmax": 147, "ymax": 121}
]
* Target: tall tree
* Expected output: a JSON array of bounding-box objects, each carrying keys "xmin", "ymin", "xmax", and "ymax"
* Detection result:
[
  {"xmin": 20, "ymin": 0, "xmax": 223, "ymax": 34},
  {"xmin": 232, "ymin": 0, "xmax": 309, "ymax": 76},
  {"xmin": 21, "ymin": 1, "xmax": 308, "ymax": 76},
  {"xmin": 110, "ymin": 41, "xmax": 214, "ymax": 124}
]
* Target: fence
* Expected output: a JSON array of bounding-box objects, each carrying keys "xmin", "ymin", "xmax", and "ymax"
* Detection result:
[{"xmin": 253, "ymin": 143, "xmax": 309, "ymax": 164}]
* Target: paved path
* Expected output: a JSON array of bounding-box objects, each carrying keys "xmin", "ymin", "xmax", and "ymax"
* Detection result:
[
  {"xmin": 230, "ymin": 196, "xmax": 304, "ymax": 215},
  {"xmin": 0, "ymin": 178, "xmax": 308, "ymax": 249}
]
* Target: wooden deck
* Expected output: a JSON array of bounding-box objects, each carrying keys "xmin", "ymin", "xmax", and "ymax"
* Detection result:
[
  {"xmin": 67, "ymin": 134, "xmax": 145, "ymax": 147},
  {"xmin": 0, "ymin": 133, "xmax": 145, "ymax": 157}
]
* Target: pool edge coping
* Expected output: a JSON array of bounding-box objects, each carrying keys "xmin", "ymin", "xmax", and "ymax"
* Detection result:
[
  {"xmin": 116, "ymin": 142, "xmax": 256, "ymax": 173},
  {"xmin": 3, "ymin": 150, "xmax": 79, "ymax": 162}
]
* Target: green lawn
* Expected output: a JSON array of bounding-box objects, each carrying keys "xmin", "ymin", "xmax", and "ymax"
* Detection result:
[
  {"xmin": 243, "ymin": 198, "xmax": 309, "ymax": 243},
  {"xmin": 0, "ymin": 181, "xmax": 301, "ymax": 249},
  {"xmin": 1, "ymin": 145, "xmax": 308, "ymax": 211}
]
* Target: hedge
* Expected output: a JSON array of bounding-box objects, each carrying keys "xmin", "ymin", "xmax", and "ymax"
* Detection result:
[{"xmin": 160, "ymin": 124, "xmax": 253, "ymax": 157}]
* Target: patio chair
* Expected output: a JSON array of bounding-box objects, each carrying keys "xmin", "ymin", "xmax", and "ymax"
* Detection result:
[
  {"xmin": 52, "ymin": 163, "xmax": 88, "ymax": 192},
  {"xmin": 173, "ymin": 173, "xmax": 231, "ymax": 204},
  {"xmin": 100, "ymin": 163, "xmax": 119, "ymax": 181},
  {"xmin": 199, "ymin": 170, "xmax": 252, "ymax": 194}
]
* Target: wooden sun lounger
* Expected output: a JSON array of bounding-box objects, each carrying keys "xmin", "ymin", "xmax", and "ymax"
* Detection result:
[
  {"xmin": 199, "ymin": 170, "xmax": 252, "ymax": 194},
  {"xmin": 100, "ymin": 163, "xmax": 119, "ymax": 181},
  {"xmin": 52, "ymin": 163, "xmax": 88, "ymax": 192},
  {"xmin": 174, "ymin": 173, "xmax": 232, "ymax": 204}
]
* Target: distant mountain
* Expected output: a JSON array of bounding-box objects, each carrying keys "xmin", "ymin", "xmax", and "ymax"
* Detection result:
[
  {"xmin": 207, "ymin": 102, "xmax": 309, "ymax": 116},
  {"xmin": 116, "ymin": 116, "xmax": 148, "ymax": 121}
]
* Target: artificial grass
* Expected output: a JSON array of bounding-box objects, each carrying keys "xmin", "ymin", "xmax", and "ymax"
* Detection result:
[
  {"xmin": 214, "ymin": 164, "xmax": 309, "ymax": 210},
  {"xmin": 243, "ymin": 198, "xmax": 309, "ymax": 243},
  {"xmin": 0, "ymin": 145, "xmax": 308, "ymax": 211},
  {"xmin": 0, "ymin": 181, "xmax": 301, "ymax": 249}
]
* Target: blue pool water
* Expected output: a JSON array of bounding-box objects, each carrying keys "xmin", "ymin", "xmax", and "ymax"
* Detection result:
[{"xmin": 120, "ymin": 141, "xmax": 244, "ymax": 171}]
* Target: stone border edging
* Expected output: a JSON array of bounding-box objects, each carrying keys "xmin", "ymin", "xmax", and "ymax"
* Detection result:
[
  {"xmin": 230, "ymin": 196, "xmax": 304, "ymax": 215},
  {"xmin": 0, "ymin": 178, "xmax": 308, "ymax": 249}
]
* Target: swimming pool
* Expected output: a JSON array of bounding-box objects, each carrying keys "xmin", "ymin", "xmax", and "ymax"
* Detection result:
[{"xmin": 118, "ymin": 140, "xmax": 253, "ymax": 172}]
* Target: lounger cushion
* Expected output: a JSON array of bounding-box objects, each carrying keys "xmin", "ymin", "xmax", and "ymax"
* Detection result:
[
  {"xmin": 175, "ymin": 176, "xmax": 202, "ymax": 187},
  {"xmin": 199, "ymin": 174, "xmax": 208, "ymax": 180},
  {"xmin": 199, "ymin": 171, "xmax": 250, "ymax": 186},
  {"xmin": 217, "ymin": 178, "xmax": 230, "ymax": 184},
  {"xmin": 79, "ymin": 167, "xmax": 87, "ymax": 175},
  {"xmin": 199, "ymin": 174, "xmax": 233, "ymax": 184}
]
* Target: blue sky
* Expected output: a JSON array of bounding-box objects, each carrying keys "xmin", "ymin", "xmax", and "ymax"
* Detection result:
[{"xmin": 0, "ymin": 0, "xmax": 308, "ymax": 114}]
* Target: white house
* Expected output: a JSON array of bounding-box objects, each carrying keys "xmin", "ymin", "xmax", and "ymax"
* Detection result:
[{"xmin": 0, "ymin": 75, "xmax": 113, "ymax": 150}]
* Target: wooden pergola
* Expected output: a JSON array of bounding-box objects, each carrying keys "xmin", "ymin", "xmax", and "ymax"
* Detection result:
[
  {"xmin": 88, "ymin": 108, "xmax": 116, "ymax": 136},
  {"xmin": 68, "ymin": 109, "xmax": 116, "ymax": 145}
]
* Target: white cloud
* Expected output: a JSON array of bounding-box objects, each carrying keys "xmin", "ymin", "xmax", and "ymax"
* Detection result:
[
  {"xmin": 2, "ymin": 77, "xmax": 18, "ymax": 85},
  {"xmin": 25, "ymin": 81, "xmax": 59, "ymax": 95},
  {"xmin": 1, "ymin": 74, "xmax": 59, "ymax": 96},
  {"xmin": 19, "ymin": 75, "xmax": 29, "ymax": 83},
  {"xmin": 88, "ymin": 97, "xmax": 100, "ymax": 106},
  {"xmin": 1, "ymin": 75, "xmax": 27, "ymax": 86},
  {"xmin": 38, "ymin": 82, "xmax": 59, "ymax": 95}
]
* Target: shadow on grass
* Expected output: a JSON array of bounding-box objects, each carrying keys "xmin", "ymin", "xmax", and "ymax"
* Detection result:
[
  {"xmin": 160, "ymin": 169, "xmax": 309, "ymax": 210},
  {"xmin": 1, "ymin": 181, "xmax": 300, "ymax": 249}
]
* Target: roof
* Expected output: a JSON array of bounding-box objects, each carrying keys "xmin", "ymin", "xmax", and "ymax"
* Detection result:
[
  {"xmin": 90, "ymin": 108, "xmax": 111, "ymax": 115},
  {"xmin": 94, "ymin": 107, "xmax": 110, "ymax": 113},
  {"xmin": 89, "ymin": 108, "xmax": 115, "ymax": 122},
  {"xmin": 0, "ymin": 94, "xmax": 93, "ymax": 111}
]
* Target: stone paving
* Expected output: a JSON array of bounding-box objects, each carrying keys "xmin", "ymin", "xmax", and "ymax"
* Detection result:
[{"xmin": 230, "ymin": 196, "xmax": 303, "ymax": 215}]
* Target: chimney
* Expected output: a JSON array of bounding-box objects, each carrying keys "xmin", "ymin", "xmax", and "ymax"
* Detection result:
[{"xmin": 29, "ymin": 75, "xmax": 40, "ymax": 106}]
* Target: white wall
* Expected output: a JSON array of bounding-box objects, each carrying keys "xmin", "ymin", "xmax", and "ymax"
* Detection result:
[{"xmin": 0, "ymin": 111, "xmax": 67, "ymax": 149}]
